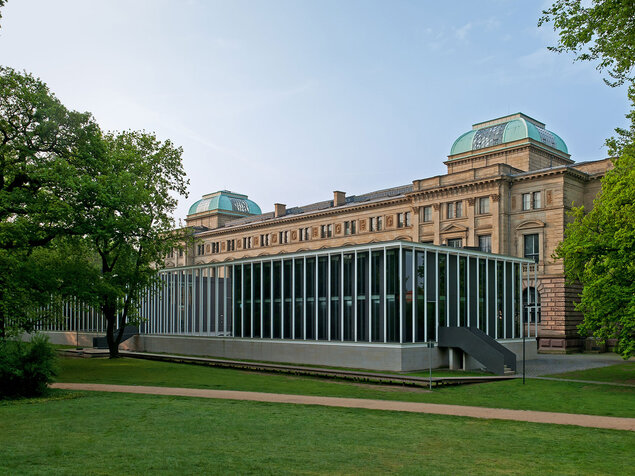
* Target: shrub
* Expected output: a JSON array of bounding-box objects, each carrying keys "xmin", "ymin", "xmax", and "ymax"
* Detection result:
[{"xmin": 0, "ymin": 334, "xmax": 58, "ymax": 399}]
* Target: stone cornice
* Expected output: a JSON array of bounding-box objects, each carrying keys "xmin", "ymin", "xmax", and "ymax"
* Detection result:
[{"xmin": 408, "ymin": 176, "xmax": 506, "ymax": 202}]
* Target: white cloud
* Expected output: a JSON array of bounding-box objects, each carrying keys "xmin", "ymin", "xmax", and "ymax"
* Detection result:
[{"xmin": 454, "ymin": 22, "xmax": 472, "ymax": 41}]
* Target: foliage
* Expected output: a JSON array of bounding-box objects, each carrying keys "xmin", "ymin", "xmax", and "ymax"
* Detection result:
[
  {"xmin": 538, "ymin": 0, "xmax": 635, "ymax": 88},
  {"xmin": 0, "ymin": 1, "xmax": 5, "ymax": 30},
  {"xmin": 539, "ymin": 0, "xmax": 635, "ymax": 152},
  {"xmin": 0, "ymin": 66, "xmax": 102, "ymax": 337},
  {"xmin": 554, "ymin": 145, "xmax": 635, "ymax": 358},
  {"xmin": 0, "ymin": 334, "xmax": 57, "ymax": 398},
  {"xmin": 69, "ymin": 131, "xmax": 189, "ymax": 358}
]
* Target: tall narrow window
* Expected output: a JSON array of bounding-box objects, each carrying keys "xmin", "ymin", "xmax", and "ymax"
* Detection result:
[
  {"xmin": 423, "ymin": 206, "xmax": 432, "ymax": 222},
  {"xmin": 533, "ymin": 191, "xmax": 542, "ymax": 209},
  {"xmin": 522, "ymin": 193, "xmax": 531, "ymax": 210},
  {"xmin": 405, "ymin": 211, "xmax": 411, "ymax": 226},
  {"xmin": 455, "ymin": 201, "xmax": 462, "ymax": 218},
  {"xmin": 397, "ymin": 213, "xmax": 404, "ymax": 228},
  {"xmin": 524, "ymin": 234, "xmax": 539, "ymax": 263},
  {"xmin": 478, "ymin": 235, "xmax": 491, "ymax": 253},
  {"xmin": 447, "ymin": 202, "xmax": 455, "ymax": 219},
  {"xmin": 478, "ymin": 197, "xmax": 490, "ymax": 214}
]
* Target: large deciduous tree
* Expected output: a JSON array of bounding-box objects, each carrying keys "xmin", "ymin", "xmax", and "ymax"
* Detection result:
[
  {"xmin": 74, "ymin": 131, "xmax": 189, "ymax": 358},
  {"xmin": 539, "ymin": 0, "xmax": 635, "ymax": 152},
  {"xmin": 541, "ymin": 1, "xmax": 635, "ymax": 357},
  {"xmin": 0, "ymin": 66, "xmax": 101, "ymax": 337},
  {"xmin": 554, "ymin": 147, "xmax": 634, "ymax": 358}
]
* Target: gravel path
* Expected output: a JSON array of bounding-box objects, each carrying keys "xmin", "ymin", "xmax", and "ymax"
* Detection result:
[{"xmin": 51, "ymin": 383, "xmax": 635, "ymax": 432}]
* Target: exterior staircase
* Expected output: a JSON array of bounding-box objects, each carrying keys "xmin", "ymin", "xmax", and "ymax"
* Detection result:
[{"xmin": 438, "ymin": 326, "xmax": 517, "ymax": 376}]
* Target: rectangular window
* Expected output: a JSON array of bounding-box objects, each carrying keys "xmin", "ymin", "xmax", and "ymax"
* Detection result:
[
  {"xmin": 533, "ymin": 191, "xmax": 542, "ymax": 209},
  {"xmin": 478, "ymin": 235, "xmax": 492, "ymax": 253},
  {"xmin": 350, "ymin": 220, "xmax": 356, "ymax": 234},
  {"xmin": 197, "ymin": 244, "xmax": 205, "ymax": 255},
  {"xmin": 299, "ymin": 227, "xmax": 310, "ymax": 241},
  {"xmin": 524, "ymin": 234, "xmax": 539, "ymax": 263},
  {"xmin": 447, "ymin": 202, "xmax": 455, "ymax": 219},
  {"xmin": 227, "ymin": 239, "xmax": 235, "ymax": 251},
  {"xmin": 279, "ymin": 231, "xmax": 288, "ymax": 244},
  {"xmin": 320, "ymin": 225, "xmax": 332, "ymax": 238},
  {"xmin": 456, "ymin": 201, "xmax": 462, "ymax": 218},
  {"xmin": 447, "ymin": 238, "xmax": 462, "ymax": 248},
  {"xmin": 478, "ymin": 197, "xmax": 490, "ymax": 214},
  {"xmin": 423, "ymin": 206, "xmax": 432, "ymax": 222},
  {"xmin": 369, "ymin": 218, "xmax": 375, "ymax": 232},
  {"xmin": 344, "ymin": 221, "xmax": 350, "ymax": 235},
  {"xmin": 405, "ymin": 212, "xmax": 411, "ymax": 226},
  {"xmin": 376, "ymin": 216, "xmax": 382, "ymax": 231},
  {"xmin": 397, "ymin": 213, "xmax": 404, "ymax": 228},
  {"xmin": 522, "ymin": 193, "xmax": 531, "ymax": 210}
]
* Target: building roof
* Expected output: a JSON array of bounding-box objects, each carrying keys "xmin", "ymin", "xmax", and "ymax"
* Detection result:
[
  {"xmin": 449, "ymin": 113, "xmax": 568, "ymax": 157},
  {"xmin": 219, "ymin": 184, "xmax": 413, "ymax": 229},
  {"xmin": 188, "ymin": 190, "xmax": 262, "ymax": 216}
]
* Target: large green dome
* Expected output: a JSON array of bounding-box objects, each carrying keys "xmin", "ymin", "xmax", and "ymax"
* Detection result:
[
  {"xmin": 450, "ymin": 113, "xmax": 568, "ymax": 156},
  {"xmin": 188, "ymin": 190, "xmax": 261, "ymax": 216}
]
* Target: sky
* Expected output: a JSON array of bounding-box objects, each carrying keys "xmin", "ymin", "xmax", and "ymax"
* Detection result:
[{"xmin": 0, "ymin": 0, "xmax": 629, "ymax": 220}]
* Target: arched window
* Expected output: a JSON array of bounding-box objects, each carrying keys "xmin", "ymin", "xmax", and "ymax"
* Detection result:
[{"xmin": 523, "ymin": 287, "xmax": 541, "ymax": 323}]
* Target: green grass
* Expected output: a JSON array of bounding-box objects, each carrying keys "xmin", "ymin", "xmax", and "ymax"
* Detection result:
[
  {"xmin": 1, "ymin": 391, "xmax": 633, "ymax": 475},
  {"xmin": 57, "ymin": 357, "xmax": 635, "ymax": 417},
  {"xmin": 547, "ymin": 363, "xmax": 635, "ymax": 385}
]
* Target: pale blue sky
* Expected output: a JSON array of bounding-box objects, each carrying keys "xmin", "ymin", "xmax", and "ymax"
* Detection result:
[{"xmin": 1, "ymin": 0, "xmax": 628, "ymax": 219}]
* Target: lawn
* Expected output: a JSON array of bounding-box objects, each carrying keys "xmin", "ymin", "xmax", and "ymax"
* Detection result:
[
  {"xmin": 1, "ymin": 391, "xmax": 633, "ymax": 475},
  {"xmin": 547, "ymin": 362, "xmax": 635, "ymax": 385},
  {"xmin": 56, "ymin": 357, "xmax": 635, "ymax": 417}
]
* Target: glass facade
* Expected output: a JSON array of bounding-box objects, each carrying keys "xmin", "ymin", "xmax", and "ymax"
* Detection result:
[
  {"xmin": 33, "ymin": 242, "xmax": 538, "ymax": 343},
  {"xmin": 136, "ymin": 241, "xmax": 536, "ymax": 343}
]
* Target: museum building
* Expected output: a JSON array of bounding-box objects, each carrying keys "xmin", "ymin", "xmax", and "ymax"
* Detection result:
[
  {"xmin": 40, "ymin": 113, "xmax": 612, "ymax": 371},
  {"xmin": 165, "ymin": 113, "xmax": 611, "ymax": 354}
]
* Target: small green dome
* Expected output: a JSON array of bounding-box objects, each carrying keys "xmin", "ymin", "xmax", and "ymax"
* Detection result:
[
  {"xmin": 450, "ymin": 113, "xmax": 568, "ymax": 156},
  {"xmin": 188, "ymin": 190, "xmax": 261, "ymax": 216}
]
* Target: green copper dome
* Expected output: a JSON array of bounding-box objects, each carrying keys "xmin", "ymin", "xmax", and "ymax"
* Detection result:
[
  {"xmin": 450, "ymin": 113, "xmax": 568, "ymax": 156},
  {"xmin": 188, "ymin": 190, "xmax": 261, "ymax": 216}
]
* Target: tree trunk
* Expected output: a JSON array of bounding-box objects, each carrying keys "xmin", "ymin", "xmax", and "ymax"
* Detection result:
[{"xmin": 104, "ymin": 301, "xmax": 120, "ymax": 359}]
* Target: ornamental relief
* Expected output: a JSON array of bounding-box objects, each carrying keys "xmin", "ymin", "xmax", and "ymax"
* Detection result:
[
  {"xmin": 386, "ymin": 216, "xmax": 393, "ymax": 227},
  {"xmin": 291, "ymin": 230, "xmax": 298, "ymax": 240},
  {"xmin": 335, "ymin": 224, "xmax": 342, "ymax": 234}
]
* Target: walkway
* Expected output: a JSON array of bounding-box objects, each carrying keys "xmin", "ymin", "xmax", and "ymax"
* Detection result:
[{"xmin": 51, "ymin": 383, "xmax": 635, "ymax": 432}]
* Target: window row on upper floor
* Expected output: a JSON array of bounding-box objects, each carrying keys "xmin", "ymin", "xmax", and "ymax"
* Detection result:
[{"xmin": 192, "ymin": 212, "xmax": 413, "ymax": 256}]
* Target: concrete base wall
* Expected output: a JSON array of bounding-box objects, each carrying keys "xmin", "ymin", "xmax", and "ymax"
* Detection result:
[{"xmin": 38, "ymin": 332, "xmax": 537, "ymax": 372}]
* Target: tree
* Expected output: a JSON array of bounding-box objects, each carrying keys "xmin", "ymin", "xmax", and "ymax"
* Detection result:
[
  {"xmin": 541, "ymin": 1, "xmax": 635, "ymax": 357},
  {"xmin": 0, "ymin": 66, "xmax": 102, "ymax": 337},
  {"xmin": 539, "ymin": 0, "xmax": 635, "ymax": 152},
  {"xmin": 72, "ymin": 130, "xmax": 189, "ymax": 358},
  {"xmin": 0, "ymin": 1, "xmax": 6, "ymax": 30},
  {"xmin": 554, "ymin": 146, "xmax": 634, "ymax": 358}
]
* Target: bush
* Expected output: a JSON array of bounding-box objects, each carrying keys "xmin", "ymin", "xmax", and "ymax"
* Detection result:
[{"xmin": 0, "ymin": 334, "xmax": 58, "ymax": 399}]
